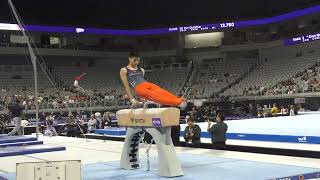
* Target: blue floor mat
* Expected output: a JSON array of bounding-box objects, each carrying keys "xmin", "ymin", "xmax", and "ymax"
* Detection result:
[
  {"xmin": 0, "ymin": 141, "xmax": 43, "ymax": 148},
  {"xmin": 0, "ymin": 136, "xmax": 37, "ymax": 144},
  {"xmin": 0, "ymin": 145, "xmax": 66, "ymax": 157},
  {"xmin": 1, "ymin": 153, "xmax": 319, "ymax": 180},
  {"xmin": 83, "ymin": 154, "xmax": 319, "ymax": 180}
]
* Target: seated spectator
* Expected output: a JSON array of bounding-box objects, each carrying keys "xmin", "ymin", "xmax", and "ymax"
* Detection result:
[
  {"xmin": 256, "ymin": 104, "xmax": 263, "ymax": 118},
  {"xmin": 94, "ymin": 112, "xmax": 102, "ymax": 129},
  {"xmin": 88, "ymin": 114, "xmax": 97, "ymax": 133},
  {"xmin": 102, "ymin": 111, "xmax": 111, "ymax": 128},
  {"xmin": 190, "ymin": 106, "xmax": 199, "ymax": 122},
  {"xmin": 183, "ymin": 118, "xmax": 201, "ymax": 148},
  {"xmin": 44, "ymin": 113, "xmax": 58, "ymax": 136},
  {"xmin": 207, "ymin": 112, "xmax": 228, "ymax": 150}
]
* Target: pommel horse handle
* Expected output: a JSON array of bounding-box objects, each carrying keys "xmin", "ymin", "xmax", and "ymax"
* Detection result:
[
  {"xmin": 130, "ymin": 101, "xmax": 160, "ymax": 109},
  {"xmin": 143, "ymin": 101, "xmax": 161, "ymax": 108}
]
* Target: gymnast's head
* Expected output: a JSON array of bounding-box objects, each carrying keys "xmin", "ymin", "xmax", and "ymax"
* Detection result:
[{"xmin": 128, "ymin": 51, "xmax": 140, "ymax": 67}]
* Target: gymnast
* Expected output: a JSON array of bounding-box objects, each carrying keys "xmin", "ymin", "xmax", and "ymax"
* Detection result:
[
  {"xmin": 74, "ymin": 72, "xmax": 86, "ymax": 87},
  {"xmin": 73, "ymin": 72, "xmax": 86, "ymax": 93},
  {"xmin": 120, "ymin": 51, "xmax": 186, "ymax": 107}
]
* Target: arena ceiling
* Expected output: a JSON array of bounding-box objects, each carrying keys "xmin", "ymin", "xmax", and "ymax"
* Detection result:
[{"xmin": 0, "ymin": 0, "xmax": 319, "ymax": 29}]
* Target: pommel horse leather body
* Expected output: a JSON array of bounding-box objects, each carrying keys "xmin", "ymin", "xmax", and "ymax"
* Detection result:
[
  {"xmin": 117, "ymin": 107, "xmax": 180, "ymax": 127},
  {"xmin": 117, "ymin": 105, "xmax": 184, "ymax": 177}
]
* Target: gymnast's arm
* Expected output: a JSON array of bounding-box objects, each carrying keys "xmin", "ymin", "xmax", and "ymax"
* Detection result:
[{"xmin": 120, "ymin": 67, "xmax": 135, "ymax": 101}]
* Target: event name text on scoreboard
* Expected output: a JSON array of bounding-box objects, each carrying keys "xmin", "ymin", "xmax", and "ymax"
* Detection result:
[
  {"xmin": 284, "ymin": 32, "xmax": 320, "ymax": 45},
  {"xmin": 168, "ymin": 22, "xmax": 235, "ymax": 32}
]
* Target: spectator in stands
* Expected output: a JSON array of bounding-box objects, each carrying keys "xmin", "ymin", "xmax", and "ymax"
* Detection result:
[
  {"xmin": 44, "ymin": 113, "xmax": 58, "ymax": 136},
  {"xmin": 75, "ymin": 117, "xmax": 87, "ymax": 136},
  {"xmin": 94, "ymin": 112, "xmax": 102, "ymax": 129},
  {"xmin": 101, "ymin": 111, "xmax": 110, "ymax": 128},
  {"xmin": 66, "ymin": 114, "xmax": 77, "ymax": 137},
  {"xmin": 52, "ymin": 100, "xmax": 58, "ymax": 109},
  {"xmin": 22, "ymin": 100, "xmax": 27, "ymax": 110},
  {"xmin": 289, "ymin": 105, "xmax": 295, "ymax": 116},
  {"xmin": 248, "ymin": 103, "xmax": 256, "ymax": 116},
  {"xmin": 207, "ymin": 112, "xmax": 228, "ymax": 150},
  {"xmin": 298, "ymin": 104, "xmax": 305, "ymax": 112},
  {"xmin": 209, "ymin": 106, "xmax": 216, "ymax": 118},
  {"xmin": 81, "ymin": 110, "xmax": 87, "ymax": 119},
  {"xmin": 257, "ymin": 104, "xmax": 263, "ymax": 117},
  {"xmin": 190, "ymin": 106, "xmax": 199, "ymax": 122},
  {"xmin": 271, "ymin": 103, "xmax": 278, "ymax": 117},
  {"xmin": 88, "ymin": 114, "xmax": 97, "ymax": 133},
  {"xmin": 184, "ymin": 118, "xmax": 201, "ymax": 148},
  {"xmin": 280, "ymin": 106, "xmax": 288, "ymax": 115},
  {"xmin": 184, "ymin": 115, "xmax": 190, "ymax": 124},
  {"xmin": 7, "ymin": 99, "xmax": 24, "ymax": 136},
  {"xmin": 171, "ymin": 124, "xmax": 181, "ymax": 146},
  {"xmin": 263, "ymin": 105, "xmax": 270, "ymax": 118}
]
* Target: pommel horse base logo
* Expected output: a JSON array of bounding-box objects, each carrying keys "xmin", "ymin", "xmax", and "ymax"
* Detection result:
[
  {"xmin": 130, "ymin": 118, "xmax": 145, "ymax": 124},
  {"xmin": 152, "ymin": 118, "xmax": 162, "ymax": 127},
  {"xmin": 129, "ymin": 117, "xmax": 162, "ymax": 126}
]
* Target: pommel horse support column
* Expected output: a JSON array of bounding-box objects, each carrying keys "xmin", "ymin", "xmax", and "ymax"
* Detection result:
[{"xmin": 116, "ymin": 104, "xmax": 184, "ymax": 177}]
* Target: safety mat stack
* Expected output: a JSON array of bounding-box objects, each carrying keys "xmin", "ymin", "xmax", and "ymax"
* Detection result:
[{"xmin": 0, "ymin": 135, "xmax": 65, "ymax": 157}]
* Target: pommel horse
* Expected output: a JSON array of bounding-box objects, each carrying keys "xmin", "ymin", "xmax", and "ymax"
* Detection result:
[{"xmin": 116, "ymin": 101, "xmax": 184, "ymax": 177}]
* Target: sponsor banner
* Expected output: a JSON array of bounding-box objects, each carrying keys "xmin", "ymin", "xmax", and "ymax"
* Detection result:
[
  {"xmin": 179, "ymin": 131, "xmax": 320, "ymax": 144},
  {"xmin": 272, "ymin": 171, "xmax": 320, "ymax": 180}
]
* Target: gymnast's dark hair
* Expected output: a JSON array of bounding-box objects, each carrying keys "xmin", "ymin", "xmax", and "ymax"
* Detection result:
[{"xmin": 128, "ymin": 51, "xmax": 140, "ymax": 58}]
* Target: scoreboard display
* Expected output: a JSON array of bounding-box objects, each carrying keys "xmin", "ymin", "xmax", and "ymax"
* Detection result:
[
  {"xmin": 0, "ymin": 6, "xmax": 319, "ymax": 36},
  {"xmin": 284, "ymin": 33, "xmax": 320, "ymax": 46},
  {"xmin": 168, "ymin": 22, "xmax": 236, "ymax": 33}
]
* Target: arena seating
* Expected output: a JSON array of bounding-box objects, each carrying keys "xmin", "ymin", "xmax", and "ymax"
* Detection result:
[
  {"xmin": 145, "ymin": 67, "xmax": 188, "ymax": 94},
  {"xmin": 192, "ymin": 58, "xmax": 256, "ymax": 98},
  {"xmin": 0, "ymin": 59, "xmax": 189, "ymax": 110},
  {"xmin": 1, "ymin": 41, "xmax": 320, "ymax": 108},
  {"xmin": 53, "ymin": 61, "xmax": 189, "ymax": 96},
  {"xmin": 222, "ymin": 55, "xmax": 320, "ymax": 97}
]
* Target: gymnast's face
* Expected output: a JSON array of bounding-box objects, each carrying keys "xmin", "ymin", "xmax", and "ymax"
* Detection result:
[{"xmin": 129, "ymin": 56, "xmax": 140, "ymax": 67}]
